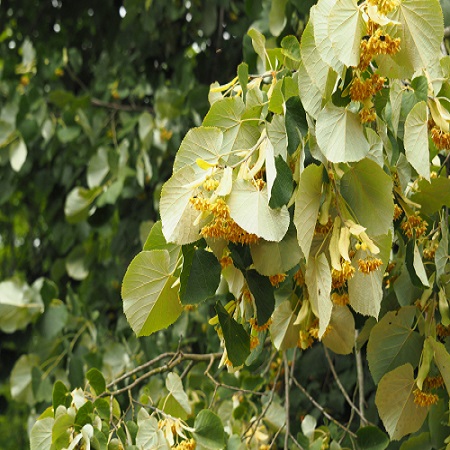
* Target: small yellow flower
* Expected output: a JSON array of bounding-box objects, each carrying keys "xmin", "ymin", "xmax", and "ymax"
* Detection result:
[
  {"xmin": 332, "ymin": 260, "xmax": 355, "ymax": 289},
  {"xmin": 249, "ymin": 317, "xmax": 272, "ymax": 332},
  {"xmin": 269, "ymin": 273, "xmax": 287, "ymax": 287},
  {"xmin": 413, "ymin": 388, "xmax": 439, "ymax": 407},
  {"xmin": 331, "ymin": 292, "xmax": 350, "ymax": 306},
  {"xmin": 358, "ymin": 257, "xmax": 383, "ymax": 274}
]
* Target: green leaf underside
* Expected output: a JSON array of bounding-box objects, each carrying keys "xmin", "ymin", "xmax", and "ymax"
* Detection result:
[
  {"xmin": 246, "ymin": 269, "xmax": 275, "ymax": 326},
  {"xmin": 294, "ymin": 163, "xmax": 323, "ymax": 260},
  {"xmin": 322, "ymin": 305, "xmax": 355, "ymax": 355},
  {"xmin": 193, "ymin": 410, "xmax": 225, "ymax": 449},
  {"xmin": 375, "ymin": 363, "xmax": 428, "ymax": 440},
  {"xmin": 122, "ymin": 250, "xmax": 182, "ymax": 336},
  {"xmin": 30, "ymin": 417, "xmax": 54, "ymax": 450},
  {"xmin": 216, "ymin": 302, "xmax": 250, "ymax": 367},
  {"xmin": 165, "ymin": 372, "xmax": 192, "ymax": 415},
  {"xmin": 411, "ymin": 177, "xmax": 450, "ymax": 216},
  {"xmin": 270, "ymin": 300, "xmax": 300, "ymax": 350},
  {"xmin": 180, "ymin": 248, "xmax": 221, "ymax": 305},
  {"xmin": 404, "ymin": 101, "xmax": 430, "ymax": 180},
  {"xmin": 367, "ymin": 306, "xmax": 423, "ymax": 384},
  {"xmin": 227, "ymin": 179, "xmax": 290, "ymax": 242},
  {"xmin": 340, "ymin": 158, "xmax": 394, "ymax": 236},
  {"xmin": 428, "ymin": 337, "xmax": 450, "ymax": 397},
  {"xmin": 316, "ymin": 104, "xmax": 370, "ymax": 163},
  {"xmin": 305, "ymin": 252, "xmax": 332, "ymax": 338}
]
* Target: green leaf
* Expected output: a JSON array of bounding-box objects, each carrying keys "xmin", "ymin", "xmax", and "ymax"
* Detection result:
[
  {"xmin": 38, "ymin": 299, "xmax": 68, "ymax": 339},
  {"xmin": 298, "ymin": 60, "xmax": 324, "ymax": 119},
  {"xmin": 267, "ymin": 113, "xmax": 287, "ymax": 159},
  {"xmin": 285, "ymin": 96, "xmax": 308, "ymax": 154},
  {"xmin": 269, "ymin": 0, "xmax": 288, "ymax": 36},
  {"xmin": 411, "ymin": 177, "xmax": 450, "ymax": 216},
  {"xmin": 270, "ymin": 300, "xmax": 300, "ymax": 350},
  {"xmin": 246, "ymin": 269, "xmax": 275, "ymax": 326},
  {"xmin": 65, "ymin": 245, "xmax": 89, "ymax": 280},
  {"xmin": 57, "ymin": 125, "xmax": 81, "ymax": 143},
  {"xmin": 193, "ymin": 410, "xmax": 225, "ymax": 449},
  {"xmin": 122, "ymin": 250, "xmax": 182, "ymax": 336},
  {"xmin": 30, "ymin": 417, "xmax": 54, "ymax": 450},
  {"xmin": 281, "ymin": 35, "xmax": 301, "ymax": 61},
  {"xmin": 87, "ymin": 146, "xmax": 109, "ymax": 188},
  {"xmin": 10, "ymin": 354, "xmax": 38, "ymax": 404},
  {"xmin": 328, "ymin": 0, "xmax": 366, "ymax": 67},
  {"xmin": 305, "ymin": 252, "xmax": 332, "ymax": 338},
  {"xmin": 412, "ymin": 243, "xmax": 429, "ymax": 287},
  {"xmin": 9, "ymin": 137, "xmax": 27, "ymax": 172},
  {"xmin": 322, "ymin": 305, "xmax": 355, "ymax": 355},
  {"xmin": 173, "ymin": 126, "xmax": 224, "ymax": 174},
  {"xmin": 180, "ymin": 248, "xmax": 221, "ymax": 305},
  {"xmin": 238, "ymin": 62, "xmax": 248, "ymax": 99},
  {"xmin": 375, "ymin": 363, "xmax": 428, "ymax": 440},
  {"xmin": 268, "ymin": 80, "xmax": 284, "ymax": 115},
  {"xmin": 340, "ymin": 158, "xmax": 394, "ymax": 236},
  {"xmin": 227, "ymin": 179, "xmax": 290, "ymax": 242},
  {"xmin": 160, "ymin": 165, "xmax": 204, "ymax": 244},
  {"xmin": 400, "ymin": 432, "xmax": 432, "ymax": 450},
  {"xmin": 136, "ymin": 409, "xmax": 169, "ymax": 450},
  {"xmin": 435, "ymin": 217, "xmax": 449, "ymax": 283},
  {"xmin": 64, "ymin": 186, "xmax": 103, "ymax": 223},
  {"xmin": 404, "ymin": 101, "xmax": 430, "ymax": 180},
  {"xmin": 165, "ymin": 372, "xmax": 191, "ymax": 415},
  {"xmin": 316, "ymin": 104, "xmax": 370, "ymax": 163},
  {"xmin": 427, "ymin": 337, "xmax": 450, "ymax": 397},
  {"xmin": 247, "ymin": 28, "xmax": 267, "ymax": 65},
  {"xmin": 378, "ymin": 0, "xmax": 443, "ymax": 78},
  {"xmin": 86, "ymin": 368, "xmax": 106, "ymax": 396},
  {"xmin": 203, "ymin": 94, "xmax": 260, "ymax": 155},
  {"xmin": 52, "ymin": 381, "xmax": 70, "ymax": 410},
  {"xmin": 250, "ymin": 226, "xmax": 302, "ymax": 276},
  {"xmin": 367, "ymin": 306, "xmax": 424, "ymax": 384},
  {"xmin": 52, "ymin": 412, "xmax": 74, "ymax": 447},
  {"xmin": 294, "ymin": 163, "xmax": 323, "ymax": 260},
  {"xmin": 356, "ymin": 426, "xmax": 389, "ymax": 450},
  {"xmin": 74, "ymin": 401, "xmax": 94, "ymax": 427},
  {"xmin": 269, "ymin": 155, "xmax": 294, "ymax": 208},
  {"xmin": 348, "ymin": 233, "xmax": 391, "ymax": 318},
  {"xmin": 216, "ymin": 302, "xmax": 250, "ymax": 367}
]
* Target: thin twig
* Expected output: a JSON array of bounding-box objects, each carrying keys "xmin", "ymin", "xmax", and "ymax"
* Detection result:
[
  {"xmin": 354, "ymin": 331, "xmax": 368, "ymax": 427},
  {"xmin": 323, "ymin": 347, "xmax": 369, "ymax": 426},
  {"xmin": 291, "ymin": 377, "xmax": 357, "ymax": 438}
]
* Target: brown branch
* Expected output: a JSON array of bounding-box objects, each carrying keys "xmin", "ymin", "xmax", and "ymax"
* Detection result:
[{"xmin": 354, "ymin": 332, "xmax": 368, "ymax": 427}]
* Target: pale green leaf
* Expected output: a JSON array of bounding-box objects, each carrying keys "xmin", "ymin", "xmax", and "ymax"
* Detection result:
[
  {"xmin": 375, "ymin": 364, "xmax": 428, "ymax": 440},
  {"xmin": 87, "ymin": 146, "xmax": 109, "ymax": 188},
  {"xmin": 280, "ymin": 35, "xmax": 301, "ymax": 62},
  {"xmin": 348, "ymin": 233, "xmax": 391, "ymax": 318},
  {"xmin": 64, "ymin": 186, "xmax": 103, "ymax": 223},
  {"xmin": 136, "ymin": 409, "xmax": 170, "ymax": 450},
  {"xmin": 267, "ymin": 113, "xmax": 287, "ymax": 159},
  {"xmin": 322, "ymin": 305, "xmax": 355, "ymax": 355},
  {"xmin": 269, "ymin": 0, "xmax": 288, "ymax": 36},
  {"xmin": 122, "ymin": 250, "xmax": 182, "ymax": 336},
  {"xmin": 10, "ymin": 354, "xmax": 39, "ymax": 404},
  {"xmin": 312, "ymin": 0, "xmax": 343, "ymax": 73},
  {"xmin": 366, "ymin": 128, "xmax": 384, "ymax": 167},
  {"xmin": 138, "ymin": 111, "xmax": 153, "ymax": 142},
  {"xmin": 305, "ymin": 252, "xmax": 332, "ymax": 338},
  {"xmin": 30, "ymin": 417, "xmax": 54, "ymax": 450},
  {"xmin": 377, "ymin": 0, "xmax": 443, "ymax": 79},
  {"xmin": 166, "ymin": 372, "xmax": 191, "ymax": 415},
  {"xmin": 227, "ymin": 179, "xmax": 289, "ymax": 242},
  {"xmin": 294, "ymin": 163, "xmax": 323, "ymax": 260},
  {"xmin": 160, "ymin": 165, "xmax": 205, "ymax": 244},
  {"xmin": 270, "ymin": 300, "xmax": 300, "ymax": 350},
  {"xmin": 367, "ymin": 306, "xmax": 423, "ymax": 384},
  {"xmin": 427, "ymin": 337, "xmax": 450, "ymax": 397},
  {"xmin": 173, "ymin": 127, "xmax": 224, "ymax": 174},
  {"xmin": 298, "ymin": 60, "xmax": 324, "ymax": 119},
  {"xmin": 316, "ymin": 104, "xmax": 370, "ymax": 163},
  {"xmin": 328, "ymin": 0, "xmax": 366, "ymax": 67},
  {"xmin": 203, "ymin": 97, "xmax": 260, "ymax": 154},
  {"xmin": 404, "ymin": 101, "xmax": 430, "ymax": 180},
  {"xmin": 247, "ymin": 28, "xmax": 266, "ymax": 65},
  {"xmin": 411, "ymin": 177, "xmax": 450, "ymax": 216},
  {"xmin": 250, "ymin": 227, "xmax": 302, "ymax": 276},
  {"xmin": 0, "ymin": 279, "xmax": 44, "ymax": 333},
  {"xmin": 9, "ymin": 137, "xmax": 27, "ymax": 172},
  {"xmin": 65, "ymin": 246, "xmax": 89, "ymax": 281},
  {"xmin": 301, "ymin": 11, "xmax": 331, "ymax": 100},
  {"xmin": 435, "ymin": 217, "xmax": 449, "ymax": 283},
  {"xmin": 340, "ymin": 158, "xmax": 394, "ymax": 236},
  {"xmin": 413, "ymin": 243, "xmax": 429, "ymax": 287},
  {"xmin": 389, "ymin": 80, "xmax": 404, "ymax": 138}
]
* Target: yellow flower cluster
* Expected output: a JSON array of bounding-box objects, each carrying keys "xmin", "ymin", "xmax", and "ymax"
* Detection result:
[
  {"xmin": 350, "ymin": 74, "xmax": 385, "ymax": 102},
  {"xmin": 190, "ymin": 197, "xmax": 259, "ymax": 245},
  {"xmin": 331, "ymin": 292, "xmax": 350, "ymax": 306},
  {"xmin": 332, "ymin": 261, "xmax": 356, "ymax": 289},
  {"xmin": 424, "ymin": 375, "xmax": 444, "ymax": 389},
  {"xmin": 315, "ymin": 217, "xmax": 333, "ymax": 235},
  {"xmin": 294, "ymin": 268, "xmax": 305, "ymax": 286},
  {"xmin": 309, "ymin": 321, "xmax": 332, "ymax": 339},
  {"xmin": 413, "ymin": 388, "xmax": 439, "ymax": 407},
  {"xmin": 437, "ymin": 323, "xmax": 450, "ymax": 338},
  {"xmin": 173, "ymin": 439, "xmax": 196, "ymax": 450},
  {"xmin": 219, "ymin": 255, "xmax": 233, "ymax": 268},
  {"xmin": 269, "ymin": 273, "xmax": 287, "ymax": 287},
  {"xmin": 359, "ymin": 28, "xmax": 401, "ymax": 71},
  {"xmin": 203, "ymin": 178, "xmax": 219, "ymax": 191},
  {"xmin": 393, "ymin": 204, "xmax": 403, "ymax": 221},
  {"xmin": 249, "ymin": 317, "xmax": 272, "ymax": 332},
  {"xmin": 431, "ymin": 126, "xmax": 450, "ymax": 150},
  {"xmin": 401, "ymin": 213, "xmax": 428, "ymax": 239},
  {"xmin": 423, "ymin": 244, "xmax": 437, "ymax": 260},
  {"xmin": 359, "ymin": 107, "xmax": 377, "ymax": 123},
  {"xmin": 358, "ymin": 257, "xmax": 383, "ymax": 274},
  {"xmin": 367, "ymin": 0, "xmax": 400, "ymax": 15},
  {"xmin": 298, "ymin": 330, "xmax": 314, "ymax": 350},
  {"xmin": 250, "ymin": 335, "xmax": 260, "ymax": 350}
]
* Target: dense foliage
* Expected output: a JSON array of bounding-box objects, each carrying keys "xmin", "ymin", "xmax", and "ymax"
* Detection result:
[{"xmin": 4, "ymin": 0, "xmax": 450, "ymax": 449}]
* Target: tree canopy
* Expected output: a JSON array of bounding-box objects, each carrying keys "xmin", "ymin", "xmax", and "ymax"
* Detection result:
[{"xmin": 3, "ymin": 0, "xmax": 450, "ymax": 449}]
